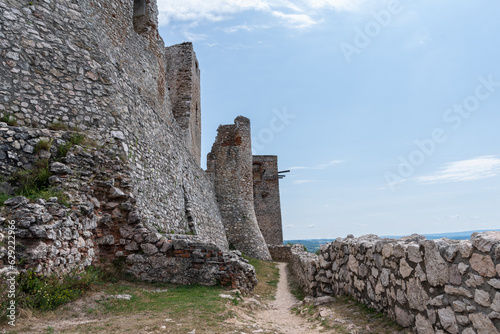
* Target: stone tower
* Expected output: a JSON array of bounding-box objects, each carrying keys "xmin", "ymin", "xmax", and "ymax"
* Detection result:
[
  {"xmin": 252, "ymin": 156, "xmax": 283, "ymax": 245},
  {"xmin": 165, "ymin": 42, "xmax": 202, "ymax": 165},
  {"xmin": 207, "ymin": 117, "xmax": 272, "ymax": 261}
]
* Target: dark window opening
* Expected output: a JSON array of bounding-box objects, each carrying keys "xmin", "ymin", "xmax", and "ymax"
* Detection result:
[
  {"xmin": 133, "ymin": 0, "xmax": 146, "ymax": 17},
  {"xmin": 133, "ymin": 0, "xmax": 148, "ymax": 34}
]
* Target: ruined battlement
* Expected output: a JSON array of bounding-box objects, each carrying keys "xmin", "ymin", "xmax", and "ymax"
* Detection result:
[
  {"xmin": 253, "ymin": 155, "xmax": 283, "ymax": 246},
  {"xmin": 165, "ymin": 42, "xmax": 201, "ymax": 165},
  {"xmin": 207, "ymin": 117, "xmax": 272, "ymax": 261}
]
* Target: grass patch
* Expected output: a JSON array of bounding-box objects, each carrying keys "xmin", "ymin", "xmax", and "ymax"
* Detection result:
[
  {"xmin": 1, "ymin": 158, "xmax": 69, "ymax": 206},
  {"xmin": 244, "ymin": 256, "xmax": 279, "ymax": 300},
  {"xmin": 0, "ymin": 257, "xmax": 272, "ymax": 333},
  {"xmin": 57, "ymin": 133, "xmax": 85, "ymax": 158},
  {"xmin": 1, "ymin": 114, "xmax": 17, "ymax": 126},
  {"xmin": 48, "ymin": 122, "xmax": 81, "ymax": 132},
  {"xmin": 0, "ymin": 266, "xmax": 108, "ymax": 319},
  {"xmin": 34, "ymin": 139, "xmax": 53, "ymax": 153},
  {"xmin": 48, "ymin": 122, "xmax": 67, "ymax": 131},
  {"xmin": 11, "ymin": 159, "xmax": 51, "ymax": 194},
  {"xmin": 286, "ymin": 264, "xmax": 306, "ymax": 301},
  {"xmin": 0, "ymin": 193, "xmax": 12, "ymax": 206}
]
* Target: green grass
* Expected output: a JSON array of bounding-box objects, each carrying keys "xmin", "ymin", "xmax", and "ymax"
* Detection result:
[
  {"xmin": 0, "ymin": 193, "xmax": 11, "ymax": 206},
  {"xmin": 1, "ymin": 114, "xmax": 17, "ymax": 126},
  {"xmin": 11, "ymin": 159, "xmax": 51, "ymax": 192},
  {"xmin": 0, "ymin": 266, "xmax": 108, "ymax": 320},
  {"xmin": 57, "ymin": 133, "xmax": 85, "ymax": 158},
  {"xmin": 286, "ymin": 264, "xmax": 306, "ymax": 301},
  {"xmin": 244, "ymin": 256, "xmax": 279, "ymax": 300},
  {"xmin": 48, "ymin": 122, "xmax": 68, "ymax": 131},
  {"xmin": 34, "ymin": 139, "xmax": 53, "ymax": 153},
  {"xmin": 101, "ymin": 285, "xmax": 226, "ymax": 318}
]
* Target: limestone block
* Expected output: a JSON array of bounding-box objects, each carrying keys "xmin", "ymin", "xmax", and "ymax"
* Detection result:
[
  {"xmin": 469, "ymin": 313, "xmax": 500, "ymax": 334},
  {"xmin": 399, "ymin": 258, "xmax": 413, "ymax": 278},
  {"xmin": 459, "ymin": 241, "xmax": 474, "ymax": 259},
  {"xmin": 444, "ymin": 285, "xmax": 473, "ymax": 298},
  {"xmin": 395, "ymin": 306, "xmax": 412, "ymax": 327},
  {"xmin": 415, "ymin": 314, "xmax": 434, "ymax": 334},
  {"xmin": 470, "ymin": 253, "xmax": 496, "ymax": 277},
  {"xmin": 437, "ymin": 307, "xmax": 459, "ymax": 334},
  {"xmin": 422, "ymin": 240, "xmax": 449, "ymax": 286},
  {"xmin": 472, "ymin": 231, "xmax": 500, "ymax": 253},
  {"xmin": 407, "ymin": 278, "xmax": 429, "ymax": 311},
  {"xmin": 491, "ymin": 292, "xmax": 500, "ymax": 313},
  {"xmin": 474, "ymin": 290, "xmax": 491, "ymax": 307}
]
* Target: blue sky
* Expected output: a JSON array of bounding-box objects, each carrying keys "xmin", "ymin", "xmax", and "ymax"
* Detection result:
[{"xmin": 158, "ymin": 0, "xmax": 500, "ymax": 240}]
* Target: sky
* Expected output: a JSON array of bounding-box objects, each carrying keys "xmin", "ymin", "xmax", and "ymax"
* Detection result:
[{"xmin": 157, "ymin": 0, "xmax": 500, "ymax": 240}]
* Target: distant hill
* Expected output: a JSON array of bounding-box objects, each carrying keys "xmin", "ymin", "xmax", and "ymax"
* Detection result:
[{"xmin": 285, "ymin": 229, "xmax": 500, "ymax": 253}]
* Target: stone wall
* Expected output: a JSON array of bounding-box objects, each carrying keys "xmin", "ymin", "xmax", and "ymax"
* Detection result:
[
  {"xmin": 287, "ymin": 233, "xmax": 500, "ymax": 333},
  {"xmin": 165, "ymin": 42, "xmax": 201, "ymax": 166},
  {"xmin": 0, "ymin": 0, "xmax": 228, "ymax": 249},
  {"xmin": 253, "ymin": 155, "xmax": 283, "ymax": 246},
  {"xmin": 121, "ymin": 229, "xmax": 257, "ymax": 294},
  {"xmin": 0, "ymin": 124, "xmax": 255, "ymax": 291},
  {"xmin": 0, "ymin": 0, "xmax": 281, "ymax": 292},
  {"xmin": 268, "ymin": 244, "xmax": 292, "ymax": 262},
  {"xmin": 207, "ymin": 117, "xmax": 271, "ymax": 261}
]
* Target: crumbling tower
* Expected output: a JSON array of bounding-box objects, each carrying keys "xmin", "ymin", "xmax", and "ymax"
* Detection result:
[
  {"xmin": 207, "ymin": 117, "xmax": 272, "ymax": 261},
  {"xmin": 165, "ymin": 42, "xmax": 202, "ymax": 165},
  {"xmin": 252, "ymin": 156, "xmax": 284, "ymax": 245}
]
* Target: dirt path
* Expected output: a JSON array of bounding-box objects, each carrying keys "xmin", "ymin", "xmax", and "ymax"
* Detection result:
[{"xmin": 251, "ymin": 262, "xmax": 323, "ymax": 334}]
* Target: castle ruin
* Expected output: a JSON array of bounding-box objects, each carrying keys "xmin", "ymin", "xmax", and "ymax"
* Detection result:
[{"xmin": 0, "ymin": 0, "xmax": 284, "ymax": 292}]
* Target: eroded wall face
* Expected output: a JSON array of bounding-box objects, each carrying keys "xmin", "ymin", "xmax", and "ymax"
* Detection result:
[
  {"xmin": 0, "ymin": 0, "xmax": 227, "ymax": 249},
  {"xmin": 253, "ymin": 156, "xmax": 283, "ymax": 245},
  {"xmin": 165, "ymin": 43, "xmax": 201, "ymax": 166},
  {"xmin": 207, "ymin": 117, "xmax": 271, "ymax": 261}
]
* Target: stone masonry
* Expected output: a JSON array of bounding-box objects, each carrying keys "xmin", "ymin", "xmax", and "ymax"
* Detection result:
[
  {"xmin": 207, "ymin": 117, "xmax": 272, "ymax": 261},
  {"xmin": 253, "ymin": 155, "xmax": 283, "ymax": 246},
  {"xmin": 0, "ymin": 0, "xmax": 288, "ymax": 291},
  {"xmin": 165, "ymin": 42, "xmax": 201, "ymax": 166},
  {"xmin": 285, "ymin": 233, "xmax": 500, "ymax": 333}
]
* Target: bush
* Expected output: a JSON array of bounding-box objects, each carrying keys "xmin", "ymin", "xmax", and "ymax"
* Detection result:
[{"xmin": 0, "ymin": 266, "xmax": 106, "ymax": 317}]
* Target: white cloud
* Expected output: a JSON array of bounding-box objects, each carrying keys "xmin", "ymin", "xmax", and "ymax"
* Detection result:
[
  {"xmin": 302, "ymin": 0, "xmax": 368, "ymax": 11},
  {"xmin": 416, "ymin": 156, "xmax": 500, "ymax": 184},
  {"xmin": 308, "ymin": 224, "xmax": 316, "ymax": 228},
  {"xmin": 293, "ymin": 179, "xmax": 312, "ymax": 184},
  {"xmin": 157, "ymin": 0, "xmax": 368, "ymax": 29},
  {"xmin": 290, "ymin": 159, "xmax": 344, "ymax": 170},
  {"xmin": 270, "ymin": 10, "xmax": 318, "ymax": 28}
]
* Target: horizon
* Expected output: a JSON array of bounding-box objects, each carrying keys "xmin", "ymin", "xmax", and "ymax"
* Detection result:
[{"xmin": 157, "ymin": 0, "xmax": 500, "ymax": 240}]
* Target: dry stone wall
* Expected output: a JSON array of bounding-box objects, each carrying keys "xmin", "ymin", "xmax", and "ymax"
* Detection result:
[{"xmin": 287, "ymin": 233, "xmax": 500, "ymax": 333}]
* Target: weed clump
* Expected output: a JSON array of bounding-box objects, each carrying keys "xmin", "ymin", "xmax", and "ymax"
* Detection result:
[{"xmin": 0, "ymin": 114, "xmax": 17, "ymax": 126}]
